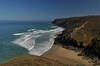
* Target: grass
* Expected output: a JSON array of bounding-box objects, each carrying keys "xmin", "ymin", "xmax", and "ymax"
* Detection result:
[
  {"xmin": 0, "ymin": 54, "xmax": 65, "ymax": 66},
  {"xmin": 72, "ymin": 29, "xmax": 94, "ymax": 46}
]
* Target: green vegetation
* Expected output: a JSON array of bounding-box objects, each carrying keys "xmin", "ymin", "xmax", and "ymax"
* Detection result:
[
  {"xmin": 72, "ymin": 29, "xmax": 94, "ymax": 46},
  {"xmin": 84, "ymin": 38, "xmax": 100, "ymax": 58},
  {"xmin": 95, "ymin": 34, "xmax": 100, "ymax": 40},
  {"xmin": 53, "ymin": 15, "xmax": 100, "ymax": 58}
]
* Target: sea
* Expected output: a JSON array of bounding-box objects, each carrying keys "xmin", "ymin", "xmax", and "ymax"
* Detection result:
[{"xmin": 0, "ymin": 21, "xmax": 64, "ymax": 62}]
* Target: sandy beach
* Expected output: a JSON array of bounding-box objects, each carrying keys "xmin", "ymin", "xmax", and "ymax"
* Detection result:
[{"xmin": 42, "ymin": 44, "xmax": 93, "ymax": 66}]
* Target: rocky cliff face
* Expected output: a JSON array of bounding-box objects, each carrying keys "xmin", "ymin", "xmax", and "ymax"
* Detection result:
[{"xmin": 53, "ymin": 15, "xmax": 100, "ymax": 58}]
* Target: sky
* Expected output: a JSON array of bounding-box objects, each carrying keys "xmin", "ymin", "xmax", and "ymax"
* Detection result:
[{"xmin": 0, "ymin": 0, "xmax": 100, "ymax": 21}]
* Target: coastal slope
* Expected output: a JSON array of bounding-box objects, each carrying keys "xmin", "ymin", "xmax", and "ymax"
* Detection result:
[
  {"xmin": 53, "ymin": 15, "xmax": 100, "ymax": 47},
  {"xmin": 1, "ymin": 15, "xmax": 100, "ymax": 66},
  {"xmin": 42, "ymin": 45, "xmax": 93, "ymax": 66},
  {"xmin": 0, "ymin": 54, "xmax": 65, "ymax": 66},
  {"xmin": 0, "ymin": 46, "xmax": 93, "ymax": 66},
  {"xmin": 53, "ymin": 15, "xmax": 100, "ymax": 63}
]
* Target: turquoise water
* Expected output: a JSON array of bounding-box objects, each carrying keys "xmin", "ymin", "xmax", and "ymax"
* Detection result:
[{"xmin": 0, "ymin": 21, "xmax": 53, "ymax": 62}]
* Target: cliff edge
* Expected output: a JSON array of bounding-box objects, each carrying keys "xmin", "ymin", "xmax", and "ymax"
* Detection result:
[
  {"xmin": 0, "ymin": 54, "xmax": 65, "ymax": 66},
  {"xmin": 53, "ymin": 15, "xmax": 100, "ymax": 61}
]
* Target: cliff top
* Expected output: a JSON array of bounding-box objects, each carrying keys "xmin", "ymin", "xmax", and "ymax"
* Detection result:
[{"xmin": 0, "ymin": 54, "xmax": 65, "ymax": 66}]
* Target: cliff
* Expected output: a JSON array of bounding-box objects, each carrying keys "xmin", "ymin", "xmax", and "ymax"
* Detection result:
[{"xmin": 53, "ymin": 15, "xmax": 100, "ymax": 59}]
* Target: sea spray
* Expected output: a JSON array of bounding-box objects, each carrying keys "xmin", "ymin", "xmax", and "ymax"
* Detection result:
[{"xmin": 12, "ymin": 26, "xmax": 64, "ymax": 56}]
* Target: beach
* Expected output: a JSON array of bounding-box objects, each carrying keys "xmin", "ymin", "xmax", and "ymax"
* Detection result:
[
  {"xmin": 0, "ymin": 44, "xmax": 93, "ymax": 66},
  {"xmin": 42, "ymin": 44, "xmax": 93, "ymax": 66}
]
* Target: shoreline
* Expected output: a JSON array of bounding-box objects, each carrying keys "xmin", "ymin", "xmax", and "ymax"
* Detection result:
[
  {"xmin": 0, "ymin": 44, "xmax": 93, "ymax": 66},
  {"xmin": 42, "ymin": 44, "xmax": 93, "ymax": 66}
]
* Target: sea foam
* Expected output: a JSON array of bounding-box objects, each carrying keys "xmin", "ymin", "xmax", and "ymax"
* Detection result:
[{"xmin": 12, "ymin": 26, "xmax": 64, "ymax": 56}]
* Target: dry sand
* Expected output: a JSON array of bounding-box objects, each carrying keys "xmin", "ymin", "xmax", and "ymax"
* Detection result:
[
  {"xmin": 0, "ymin": 44, "xmax": 93, "ymax": 66},
  {"xmin": 42, "ymin": 44, "xmax": 93, "ymax": 66}
]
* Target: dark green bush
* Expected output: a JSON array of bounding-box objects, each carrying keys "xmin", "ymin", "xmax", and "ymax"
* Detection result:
[{"xmin": 83, "ymin": 38, "xmax": 100, "ymax": 58}]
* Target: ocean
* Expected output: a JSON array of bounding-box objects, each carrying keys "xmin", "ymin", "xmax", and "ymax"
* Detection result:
[{"xmin": 0, "ymin": 21, "xmax": 63, "ymax": 62}]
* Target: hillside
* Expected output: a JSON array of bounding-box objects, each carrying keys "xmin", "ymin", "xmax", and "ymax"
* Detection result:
[
  {"xmin": 53, "ymin": 15, "xmax": 100, "ymax": 63},
  {"xmin": 53, "ymin": 15, "xmax": 100, "ymax": 46},
  {"xmin": 0, "ymin": 54, "xmax": 65, "ymax": 66}
]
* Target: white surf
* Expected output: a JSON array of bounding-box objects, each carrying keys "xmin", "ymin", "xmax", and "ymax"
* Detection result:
[{"xmin": 12, "ymin": 26, "xmax": 64, "ymax": 56}]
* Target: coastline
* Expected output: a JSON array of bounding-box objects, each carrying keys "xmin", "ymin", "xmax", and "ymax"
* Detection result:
[
  {"xmin": 42, "ymin": 44, "xmax": 93, "ymax": 66},
  {"xmin": 0, "ymin": 44, "xmax": 93, "ymax": 66},
  {"xmin": 1, "ymin": 15, "xmax": 100, "ymax": 65}
]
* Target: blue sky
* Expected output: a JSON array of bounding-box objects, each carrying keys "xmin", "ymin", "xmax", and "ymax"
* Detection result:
[{"xmin": 0, "ymin": 0, "xmax": 100, "ymax": 21}]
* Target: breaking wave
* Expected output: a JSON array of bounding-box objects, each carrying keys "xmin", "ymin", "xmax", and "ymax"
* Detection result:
[{"xmin": 12, "ymin": 26, "xmax": 64, "ymax": 56}]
